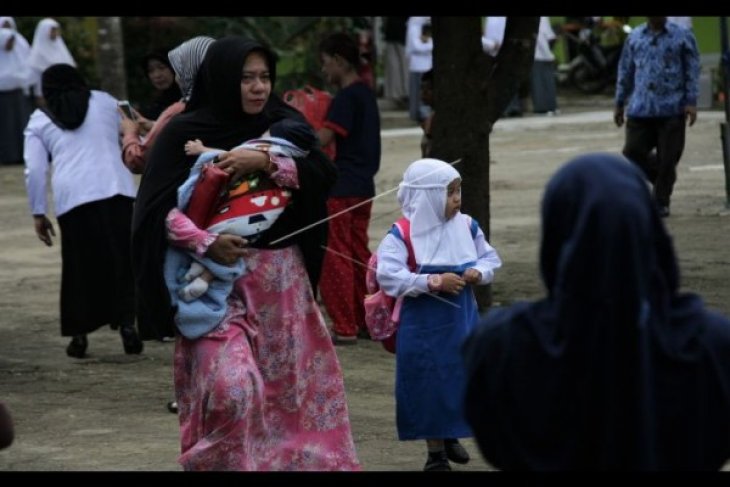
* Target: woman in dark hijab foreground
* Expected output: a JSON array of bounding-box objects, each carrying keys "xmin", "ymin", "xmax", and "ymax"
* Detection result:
[{"xmin": 463, "ymin": 153, "xmax": 730, "ymax": 470}]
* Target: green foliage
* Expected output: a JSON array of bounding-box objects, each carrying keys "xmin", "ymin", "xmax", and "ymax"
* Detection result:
[
  {"xmin": 121, "ymin": 17, "xmax": 373, "ymax": 105},
  {"xmin": 12, "ymin": 17, "xmax": 374, "ymax": 104},
  {"xmin": 14, "ymin": 17, "xmax": 99, "ymax": 91}
]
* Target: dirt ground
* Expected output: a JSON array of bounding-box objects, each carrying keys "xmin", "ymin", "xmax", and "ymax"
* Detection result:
[{"xmin": 1, "ymin": 97, "xmax": 729, "ymax": 473}]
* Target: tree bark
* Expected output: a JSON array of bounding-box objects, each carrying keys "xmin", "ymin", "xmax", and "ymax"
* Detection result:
[
  {"xmin": 96, "ymin": 17, "xmax": 127, "ymax": 100},
  {"xmin": 431, "ymin": 16, "xmax": 538, "ymax": 310}
]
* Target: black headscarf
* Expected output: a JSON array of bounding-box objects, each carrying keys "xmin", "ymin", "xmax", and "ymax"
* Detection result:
[
  {"xmin": 139, "ymin": 49, "xmax": 182, "ymax": 120},
  {"xmin": 131, "ymin": 36, "xmax": 335, "ymax": 340},
  {"xmin": 41, "ymin": 64, "xmax": 91, "ymax": 130},
  {"xmin": 462, "ymin": 153, "xmax": 730, "ymax": 470}
]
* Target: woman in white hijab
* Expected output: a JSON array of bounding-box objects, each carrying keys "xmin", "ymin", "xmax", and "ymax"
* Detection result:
[
  {"xmin": 28, "ymin": 18, "xmax": 75, "ymax": 101},
  {"xmin": 0, "ymin": 27, "xmax": 33, "ymax": 165}
]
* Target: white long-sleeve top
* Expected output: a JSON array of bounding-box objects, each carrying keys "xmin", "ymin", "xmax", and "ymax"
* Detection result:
[
  {"xmin": 534, "ymin": 17, "xmax": 557, "ymax": 61},
  {"xmin": 482, "ymin": 17, "xmax": 506, "ymax": 56},
  {"xmin": 375, "ymin": 223, "xmax": 502, "ymax": 298},
  {"xmin": 23, "ymin": 90, "xmax": 137, "ymax": 217},
  {"xmin": 405, "ymin": 16, "xmax": 433, "ymax": 73}
]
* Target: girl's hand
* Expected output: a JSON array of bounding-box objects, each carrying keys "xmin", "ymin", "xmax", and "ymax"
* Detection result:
[
  {"xmin": 431, "ymin": 272, "xmax": 466, "ymax": 295},
  {"xmin": 131, "ymin": 108, "xmax": 154, "ymax": 134},
  {"xmin": 462, "ymin": 268, "xmax": 482, "ymax": 285},
  {"xmin": 119, "ymin": 116, "xmax": 139, "ymax": 137},
  {"xmin": 215, "ymin": 148, "xmax": 269, "ymax": 181},
  {"xmin": 205, "ymin": 234, "xmax": 248, "ymax": 266}
]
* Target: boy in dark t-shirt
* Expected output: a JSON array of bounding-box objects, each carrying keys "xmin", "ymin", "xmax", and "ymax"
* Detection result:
[{"xmin": 317, "ymin": 32, "xmax": 382, "ymax": 343}]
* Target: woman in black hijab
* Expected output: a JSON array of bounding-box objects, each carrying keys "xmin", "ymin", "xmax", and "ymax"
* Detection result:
[
  {"xmin": 24, "ymin": 64, "xmax": 142, "ymax": 358},
  {"xmin": 462, "ymin": 153, "xmax": 730, "ymax": 470},
  {"xmin": 131, "ymin": 37, "xmax": 359, "ymax": 471},
  {"xmin": 137, "ymin": 49, "xmax": 182, "ymax": 121}
]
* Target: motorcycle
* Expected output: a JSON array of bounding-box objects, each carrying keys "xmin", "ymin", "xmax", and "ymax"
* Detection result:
[{"xmin": 561, "ymin": 24, "xmax": 632, "ymax": 94}]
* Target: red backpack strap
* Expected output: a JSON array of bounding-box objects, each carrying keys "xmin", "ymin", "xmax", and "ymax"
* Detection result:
[{"xmin": 393, "ymin": 217, "xmax": 416, "ymax": 271}]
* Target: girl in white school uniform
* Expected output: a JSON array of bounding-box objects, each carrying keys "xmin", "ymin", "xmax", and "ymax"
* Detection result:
[{"xmin": 374, "ymin": 158, "xmax": 502, "ymax": 471}]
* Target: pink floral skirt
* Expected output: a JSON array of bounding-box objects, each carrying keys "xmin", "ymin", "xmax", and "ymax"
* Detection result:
[{"xmin": 173, "ymin": 246, "xmax": 360, "ymax": 470}]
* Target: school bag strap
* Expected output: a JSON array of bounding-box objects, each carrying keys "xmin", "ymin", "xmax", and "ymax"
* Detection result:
[{"xmin": 391, "ymin": 217, "xmax": 416, "ymax": 271}]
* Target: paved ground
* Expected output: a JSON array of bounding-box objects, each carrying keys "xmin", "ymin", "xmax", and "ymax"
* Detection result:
[{"xmin": 1, "ymin": 90, "xmax": 729, "ymax": 476}]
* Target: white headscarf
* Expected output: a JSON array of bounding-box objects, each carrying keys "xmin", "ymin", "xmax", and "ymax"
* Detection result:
[
  {"xmin": 28, "ymin": 18, "xmax": 75, "ymax": 71},
  {"xmin": 396, "ymin": 158, "xmax": 477, "ymax": 267},
  {"xmin": 0, "ymin": 28, "xmax": 32, "ymax": 91}
]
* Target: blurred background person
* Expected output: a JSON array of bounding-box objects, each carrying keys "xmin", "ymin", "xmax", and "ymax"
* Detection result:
[
  {"xmin": 136, "ymin": 48, "xmax": 182, "ymax": 126},
  {"xmin": 0, "ymin": 26, "xmax": 33, "ymax": 165},
  {"xmin": 382, "ymin": 16, "xmax": 409, "ymax": 109},
  {"xmin": 530, "ymin": 16, "xmax": 558, "ymax": 115},
  {"xmin": 405, "ymin": 16, "xmax": 432, "ymax": 123},
  {"xmin": 27, "ymin": 18, "xmax": 75, "ymax": 106}
]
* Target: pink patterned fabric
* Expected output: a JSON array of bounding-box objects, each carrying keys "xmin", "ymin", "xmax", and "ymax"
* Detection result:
[
  {"xmin": 173, "ymin": 246, "xmax": 360, "ymax": 470},
  {"xmin": 165, "ymin": 207, "xmax": 218, "ymax": 257},
  {"xmin": 268, "ymin": 154, "xmax": 298, "ymax": 189}
]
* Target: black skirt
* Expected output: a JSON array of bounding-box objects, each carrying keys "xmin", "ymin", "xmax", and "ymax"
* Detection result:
[{"xmin": 57, "ymin": 195, "xmax": 135, "ymax": 336}]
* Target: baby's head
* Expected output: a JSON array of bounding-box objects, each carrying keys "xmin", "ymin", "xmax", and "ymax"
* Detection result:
[{"xmin": 269, "ymin": 118, "xmax": 317, "ymax": 152}]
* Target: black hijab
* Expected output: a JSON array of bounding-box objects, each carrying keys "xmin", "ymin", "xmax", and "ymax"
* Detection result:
[
  {"xmin": 462, "ymin": 153, "xmax": 730, "ymax": 470},
  {"xmin": 139, "ymin": 49, "xmax": 182, "ymax": 120},
  {"xmin": 131, "ymin": 37, "xmax": 336, "ymax": 340},
  {"xmin": 41, "ymin": 64, "xmax": 91, "ymax": 130}
]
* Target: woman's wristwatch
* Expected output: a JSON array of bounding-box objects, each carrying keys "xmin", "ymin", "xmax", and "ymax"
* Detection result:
[{"xmin": 427, "ymin": 273, "xmax": 442, "ymax": 292}]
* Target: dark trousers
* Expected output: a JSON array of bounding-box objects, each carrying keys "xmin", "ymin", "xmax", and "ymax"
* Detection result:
[{"xmin": 622, "ymin": 115, "xmax": 686, "ymax": 207}]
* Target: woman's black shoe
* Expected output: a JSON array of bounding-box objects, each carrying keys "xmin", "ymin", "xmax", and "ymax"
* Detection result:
[
  {"xmin": 120, "ymin": 326, "xmax": 143, "ymax": 355},
  {"xmin": 444, "ymin": 438, "xmax": 470, "ymax": 464},
  {"xmin": 66, "ymin": 334, "xmax": 88, "ymax": 358}
]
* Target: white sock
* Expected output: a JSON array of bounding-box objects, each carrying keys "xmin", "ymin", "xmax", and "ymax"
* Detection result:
[
  {"xmin": 178, "ymin": 277, "xmax": 209, "ymax": 302},
  {"xmin": 182, "ymin": 262, "xmax": 206, "ymax": 283}
]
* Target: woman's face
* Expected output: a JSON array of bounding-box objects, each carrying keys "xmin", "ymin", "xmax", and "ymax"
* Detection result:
[
  {"xmin": 240, "ymin": 51, "xmax": 271, "ymax": 115},
  {"xmin": 146, "ymin": 59, "xmax": 175, "ymax": 91},
  {"xmin": 49, "ymin": 26, "xmax": 59, "ymax": 41}
]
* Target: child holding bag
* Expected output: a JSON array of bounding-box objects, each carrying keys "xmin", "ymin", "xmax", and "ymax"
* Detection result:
[{"xmin": 374, "ymin": 158, "xmax": 502, "ymax": 471}]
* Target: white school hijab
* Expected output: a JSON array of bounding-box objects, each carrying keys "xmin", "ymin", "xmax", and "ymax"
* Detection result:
[
  {"xmin": 28, "ymin": 18, "xmax": 75, "ymax": 72},
  {"xmin": 396, "ymin": 158, "xmax": 477, "ymax": 267},
  {"xmin": 0, "ymin": 17, "xmax": 30, "ymax": 55},
  {"xmin": 0, "ymin": 28, "xmax": 31, "ymax": 91}
]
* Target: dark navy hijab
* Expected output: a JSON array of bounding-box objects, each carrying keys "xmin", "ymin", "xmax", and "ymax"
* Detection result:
[{"xmin": 463, "ymin": 153, "xmax": 730, "ymax": 470}]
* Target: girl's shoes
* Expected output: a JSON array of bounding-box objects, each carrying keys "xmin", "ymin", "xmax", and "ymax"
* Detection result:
[
  {"xmin": 423, "ymin": 450, "xmax": 451, "ymax": 471},
  {"xmin": 120, "ymin": 326, "xmax": 143, "ymax": 355},
  {"xmin": 444, "ymin": 438, "xmax": 470, "ymax": 464},
  {"xmin": 66, "ymin": 334, "xmax": 88, "ymax": 358}
]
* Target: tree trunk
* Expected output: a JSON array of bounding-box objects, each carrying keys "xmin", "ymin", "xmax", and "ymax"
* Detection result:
[
  {"xmin": 96, "ymin": 17, "xmax": 127, "ymax": 100},
  {"xmin": 431, "ymin": 16, "xmax": 538, "ymax": 310}
]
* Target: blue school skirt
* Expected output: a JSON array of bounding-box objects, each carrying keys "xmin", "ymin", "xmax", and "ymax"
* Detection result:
[{"xmin": 395, "ymin": 264, "xmax": 479, "ymax": 440}]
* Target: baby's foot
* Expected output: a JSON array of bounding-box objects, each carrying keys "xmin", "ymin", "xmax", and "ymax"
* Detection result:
[
  {"xmin": 178, "ymin": 277, "xmax": 209, "ymax": 302},
  {"xmin": 182, "ymin": 262, "xmax": 205, "ymax": 283}
]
